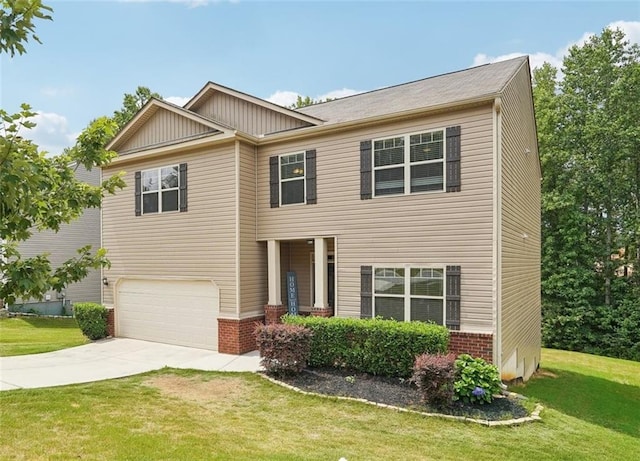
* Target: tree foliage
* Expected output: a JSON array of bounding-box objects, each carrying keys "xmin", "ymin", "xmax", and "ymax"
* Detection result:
[
  {"xmin": 0, "ymin": 0, "xmax": 52, "ymax": 56},
  {"xmin": 0, "ymin": 1, "xmax": 125, "ymax": 305},
  {"xmin": 289, "ymin": 95, "xmax": 334, "ymax": 109},
  {"xmin": 112, "ymin": 86, "xmax": 162, "ymax": 130},
  {"xmin": 534, "ymin": 28, "xmax": 640, "ymax": 360}
]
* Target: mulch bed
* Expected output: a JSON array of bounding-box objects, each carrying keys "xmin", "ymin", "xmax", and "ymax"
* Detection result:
[{"xmin": 271, "ymin": 367, "xmax": 529, "ymax": 421}]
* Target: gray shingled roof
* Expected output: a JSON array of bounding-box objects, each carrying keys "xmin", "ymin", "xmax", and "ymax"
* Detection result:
[{"xmin": 296, "ymin": 56, "xmax": 528, "ymax": 124}]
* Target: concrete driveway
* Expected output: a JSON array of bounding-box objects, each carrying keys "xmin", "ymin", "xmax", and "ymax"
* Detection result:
[{"xmin": 0, "ymin": 338, "xmax": 262, "ymax": 391}]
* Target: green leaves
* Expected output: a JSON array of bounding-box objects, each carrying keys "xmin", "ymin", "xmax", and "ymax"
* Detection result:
[
  {"xmin": 0, "ymin": 0, "xmax": 52, "ymax": 57},
  {"xmin": 535, "ymin": 27, "xmax": 640, "ymax": 358}
]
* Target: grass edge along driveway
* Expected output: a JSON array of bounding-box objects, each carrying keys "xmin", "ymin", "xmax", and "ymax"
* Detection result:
[
  {"xmin": 1, "ymin": 349, "xmax": 639, "ymax": 460},
  {"xmin": 0, "ymin": 317, "xmax": 88, "ymax": 356}
]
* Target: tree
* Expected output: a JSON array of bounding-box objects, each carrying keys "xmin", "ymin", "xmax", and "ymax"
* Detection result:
[
  {"xmin": 112, "ymin": 86, "xmax": 162, "ymax": 130},
  {"xmin": 0, "ymin": 1, "xmax": 125, "ymax": 306},
  {"xmin": 289, "ymin": 95, "xmax": 334, "ymax": 109},
  {"xmin": 534, "ymin": 28, "xmax": 640, "ymax": 360}
]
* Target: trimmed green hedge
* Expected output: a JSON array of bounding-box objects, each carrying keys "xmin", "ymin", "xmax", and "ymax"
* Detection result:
[
  {"xmin": 283, "ymin": 315, "xmax": 449, "ymax": 378},
  {"xmin": 74, "ymin": 303, "xmax": 108, "ymax": 340}
]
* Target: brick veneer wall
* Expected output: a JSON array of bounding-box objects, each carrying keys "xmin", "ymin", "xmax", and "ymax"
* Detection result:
[
  {"xmin": 310, "ymin": 307, "xmax": 333, "ymax": 317},
  {"xmin": 448, "ymin": 331, "xmax": 493, "ymax": 363},
  {"xmin": 264, "ymin": 305, "xmax": 288, "ymax": 325},
  {"xmin": 106, "ymin": 308, "xmax": 115, "ymax": 337},
  {"xmin": 218, "ymin": 315, "xmax": 264, "ymax": 354}
]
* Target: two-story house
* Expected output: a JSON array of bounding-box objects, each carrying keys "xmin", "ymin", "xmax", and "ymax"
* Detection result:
[{"xmin": 102, "ymin": 56, "xmax": 540, "ymax": 381}]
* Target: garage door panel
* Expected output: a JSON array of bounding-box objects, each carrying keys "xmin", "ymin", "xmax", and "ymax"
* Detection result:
[{"xmin": 116, "ymin": 279, "xmax": 219, "ymax": 350}]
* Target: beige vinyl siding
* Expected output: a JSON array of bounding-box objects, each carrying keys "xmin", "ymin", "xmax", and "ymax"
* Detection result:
[
  {"xmin": 257, "ymin": 106, "xmax": 495, "ymax": 332},
  {"xmin": 101, "ymin": 143, "xmax": 238, "ymax": 315},
  {"xmin": 15, "ymin": 166, "xmax": 101, "ymax": 306},
  {"xmin": 118, "ymin": 108, "xmax": 217, "ymax": 154},
  {"xmin": 192, "ymin": 91, "xmax": 311, "ymax": 136},
  {"xmin": 499, "ymin": 63, "xmax": 542, "ymax": 380},
  {"xmin": 238, "ymin": 141, "xmax": 267, "ymax": 316}
]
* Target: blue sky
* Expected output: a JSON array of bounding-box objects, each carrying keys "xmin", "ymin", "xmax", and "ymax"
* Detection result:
[{"xmin": 2, "ymin": 0, "xmax": 639, "ymax": 154}]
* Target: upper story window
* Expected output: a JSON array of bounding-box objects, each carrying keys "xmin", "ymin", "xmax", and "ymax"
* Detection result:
[
  {"xmin": 373, "ymin": 266, "xmax": 445, "ymax": 324},
  {"xmin": 373, "ymin": 130, "xmax": 444, "ymax": 196},
  {"xmin": 270, "ymin": 150, "xmax": 316, "ymax": 208},
  {"xmin": 360, "ymin": 125, "xmax": 460, "ymax": 200},
  {"xmin": 135, "ymin": 163, "xmax": 187, "ymax": 216},
  {"xmin": 280, "ymin": 152, "xmax": 306, "ymax": 205}
]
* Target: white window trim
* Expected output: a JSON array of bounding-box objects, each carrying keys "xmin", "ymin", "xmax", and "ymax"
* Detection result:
[
  {"xmin": 372, "ymin": 265, "xmax": 446, "ymax": 324},
  {"xmin": 372, "ymin": 129, "xmax": 446, "ymax": 198},
  {"xmin": 279, "ymin": 151, "xmax": 306, "ymax": 206},
  {"xmin": 141, "ymin": 165, "xmax": 180, "ymax": 215}
]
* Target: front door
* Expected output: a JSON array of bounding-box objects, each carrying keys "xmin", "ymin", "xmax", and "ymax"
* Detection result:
[{"xmin": 311, "ymin": 253, "xmax": 335, "ymax": 308}]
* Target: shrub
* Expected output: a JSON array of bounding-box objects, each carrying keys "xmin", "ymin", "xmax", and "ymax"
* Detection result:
[
  {"xmin": 283, "ymin": 315, "xmax": 449, "ymax": 378},
  {"xmin": 411, "ymin": 353, "xmax": 457, "ymax": 406},
  {"xmin": 74, "ymin": 303, "xmax": 108, "ymax": 340},
  {"xmin": 255, "ymin": 323, "xmax": 313, "ymax": 376},
  {"xmin": 453, "ymin": 354, "xmax": 502, "ymax": 404}
]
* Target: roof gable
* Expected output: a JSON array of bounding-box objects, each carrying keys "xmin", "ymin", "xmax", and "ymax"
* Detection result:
[
  {"xmin": 184, "ymin": 82, "xmax": 324, "ymax": 136},
  {"xmin": 107, "ymin": 98, "xmax": 232, "ymax": 154}
]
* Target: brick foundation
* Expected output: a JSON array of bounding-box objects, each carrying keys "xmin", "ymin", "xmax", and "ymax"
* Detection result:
[
  {"xmin": 106, "ymin": 308, "xmax": 115, "ymax": 337},
  {"xmin": 448, "ymin": 331, "xmax": 493, "ymax": 363},
  {"xmin": 264, "ymin": 304, "xmax": 288, "ymax": 324},
  {"xmin": 310, "ymin": 306, "xmax": 334, "ymax": 317},
  {"xmin": 218, "ymin": 315, "xmax": 264, "ymax": 354}
]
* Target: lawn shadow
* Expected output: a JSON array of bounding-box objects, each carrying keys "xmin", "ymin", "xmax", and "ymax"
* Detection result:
[
  {"xmin": 19, "ymin": 317, "xmax": 80, "ymax": 329},
  {"xmin": 513, "ymin": 367, "xmax": 640, "ymax": 438}
]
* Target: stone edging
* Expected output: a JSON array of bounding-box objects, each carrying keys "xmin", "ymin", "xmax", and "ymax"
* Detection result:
[
  {"xmin": 259, "ymin": 374, "xmax": 543, "ymax": 427},
  {"xmin": 6, "ymin": 312, "xmax": 73, "ymax": 319}
]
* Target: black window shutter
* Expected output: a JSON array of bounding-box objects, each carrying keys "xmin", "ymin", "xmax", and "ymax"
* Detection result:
[
  {"xmin": 360, "ymin": 265, "xmax": 373, "ymax": 318},
  {"xmin": 179, "ymin": 163, "xmax": 188, "ymax": 212},
  {"xmin": 446, "ymin": 265, "xmax": 461, "ymax": 330},
  {"xmin": 446, "ymin": 126, "xmax": 461, "ymax": 192},
  {"xmin": 269, "ymin": 156, "xmax": 279, "ymax": 208},
  {"xmin": 134, "ymin": 171, "xmax": 142, "ymax": 216},
  {"xmin": 360, "ymin": 140, "xmax": 372, "ymax": 200},
  {"xmin": 305, "ymin": 149, "xmax": 317, "ymax": 205}
]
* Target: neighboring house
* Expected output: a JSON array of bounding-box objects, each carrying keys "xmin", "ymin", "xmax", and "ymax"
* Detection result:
[
  {"xmin": 11, "ymin": 165, "xmax": 101, "ymax": 315},
  {"xmin": 102, "ymin": 56, "xmax": 541, "ymax": 381}
]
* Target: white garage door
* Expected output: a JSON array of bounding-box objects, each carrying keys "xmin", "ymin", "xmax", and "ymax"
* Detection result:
[{"xmin": 116, "ymin": 279, "xmax": 219, "ymax": 350}]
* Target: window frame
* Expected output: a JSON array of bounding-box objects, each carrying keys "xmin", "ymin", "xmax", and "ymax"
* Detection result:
[
  {"xmin": 372, "ymin": 265, "xmax": 446, "ymax": 324},
  {"xmin": 141, "ymin": 164, "xmax": 180, "ymax": 215},
  {"xmin": 279, "ymin": 151, "xmax": 306, "ymax": 206},
  {"xmin": 372, "ymin": 128, "xmax": 446, "ymax": 197}
]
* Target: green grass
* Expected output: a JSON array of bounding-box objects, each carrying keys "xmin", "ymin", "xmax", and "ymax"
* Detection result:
[
  {"xmin": 511, "ymin": 348, "xmax": 640, "ymax": 439},
  {"xmin": 0, "ymin": 317, "xmax": 88, "ymax": 356},
  {"xmin": 1, "ymin": 349, "xmax": 639, "ymax": 460}
]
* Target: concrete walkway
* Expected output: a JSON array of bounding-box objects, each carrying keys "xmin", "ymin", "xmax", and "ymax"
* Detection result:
[{"xmin": 0, "ymin": 338, "xmax": 262, "ymax": 391}]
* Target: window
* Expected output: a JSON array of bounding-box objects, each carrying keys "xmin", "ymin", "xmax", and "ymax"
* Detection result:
[
  {"xmin": 373, "ymin": 129, "xmax": 444, "ymax": 196},
  {"xmin": 373, "ymin": 266, "xmax": 444, "ymax": 324},
  {"xmin": 280, "ymin": 152, "xmax": 305, "ymax": 205},
  {"xmin": 141, "ymin": 165, "xmax": 179, "ymax": 214}
]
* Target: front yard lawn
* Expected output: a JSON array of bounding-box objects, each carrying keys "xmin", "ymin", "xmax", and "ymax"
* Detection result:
[
  {"xmin": 0, "ymin": 317, "xmax": 88, "ymax": 356},
  {"xmin": 1, "ymin": 348, "xmax": 639, "ymax": 460}
]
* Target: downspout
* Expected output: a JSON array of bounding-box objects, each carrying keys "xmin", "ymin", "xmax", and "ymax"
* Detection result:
[{"xmin": 493, "ymin": 97, "xmax": 503, "ymax": 375}]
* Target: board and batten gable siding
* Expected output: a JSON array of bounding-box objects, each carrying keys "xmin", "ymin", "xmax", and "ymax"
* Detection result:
[
  {"xmin": 499, "ymin": 63, "xmax": 542, "ymax": 381},
  {"xmin": 190, "ymin": 91, "xmax": 312, "ymax": 136},
  {"xmin": 15, "ymin": 165, "xmax": 101, "ymax": 305},
  {"xmin": 118, "ymin": 108, "xmax": 217, "ymax": 154},
  {"xmin": 257, "ymin": 105, "xmax": 496, "ymax": 332},
  {"xmin": 101, "ymin": 143, "xmax": 238, "ymax": 315},
  {"xmin": 238, "ymin": 141, "xmax": 267, "ymax": 316}
]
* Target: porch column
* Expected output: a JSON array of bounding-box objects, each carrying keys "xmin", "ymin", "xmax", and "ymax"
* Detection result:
[
  {"xmin": 267, "ymin": 240, "xmax": 282, "ymax": 306},
  {"xmin": 314, "ymin": 237, "xmax": 328, "ymax": 308}
]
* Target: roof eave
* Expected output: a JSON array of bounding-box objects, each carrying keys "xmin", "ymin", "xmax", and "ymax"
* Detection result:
[{"xmin": 258, "ymin": 94, "xmax": 498, "ymax": 145}]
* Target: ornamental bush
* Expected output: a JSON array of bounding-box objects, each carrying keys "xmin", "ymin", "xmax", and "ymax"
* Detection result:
[
  {"xmin": 283, "ymin": 315, "xmax": 449, "ymax": 378},
  {"xmin": 411, "ymin": 353, "xmax": 457, "ymax": 406},
  {"xmin": 453, "ymin": 354, "xmax": 502, "ymax": 404},
  {"xmin": 255, "ymin": 323, "xmax": 313, "ymax": 376},
  {"xmin": 74, "ymin": 302, "xmax": 108, "ymax": 340}
]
